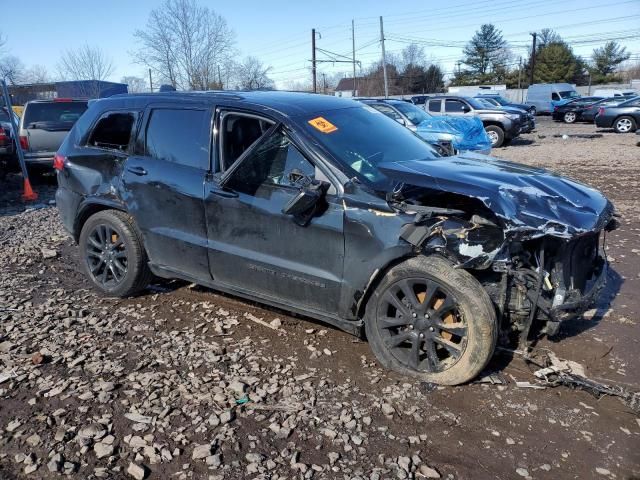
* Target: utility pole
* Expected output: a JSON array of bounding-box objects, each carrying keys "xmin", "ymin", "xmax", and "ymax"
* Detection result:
[
  {"xmin": 312, "ymin": 28, "xmax": 317, "ymax": 93},
  {"xmin": 379, "ymin": 16, "xmax": 388, "ymax": 98},
  {"xmin": 352, "ymin": 19, "xmax": 357, "ymax": 97},
  {"xmin": 517, "ymin": 57, "xmax": 522, "ymax": 101},
  {"xmin": 218, "ymin": 65, "xmax": 223, "ymax": 89},
  {"xmin": 529, "ymin": 32, "xmax": 537, "ymax": 86},
  {"xmin": 148, "ymin": 68, "xmax": 153, "ymax": 92}
]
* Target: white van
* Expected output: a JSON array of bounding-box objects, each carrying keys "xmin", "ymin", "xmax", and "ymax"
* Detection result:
[
  {"xmin": 592, "ymin": 88, "xmax": 638, "ymax": 98},
  {"xmin": 526, "ymin": 83, "xmax": 579, "ymax": 114}
]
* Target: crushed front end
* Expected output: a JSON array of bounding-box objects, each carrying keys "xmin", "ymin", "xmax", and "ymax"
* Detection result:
[{"xmin": 384, "ymin": 167, "xmax": 619, "ymax": 345}]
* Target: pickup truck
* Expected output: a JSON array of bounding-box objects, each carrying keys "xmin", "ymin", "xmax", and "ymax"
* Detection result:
[{"xmin": 424, "ymin": 95, "xmax": 524, "ymax": 148}]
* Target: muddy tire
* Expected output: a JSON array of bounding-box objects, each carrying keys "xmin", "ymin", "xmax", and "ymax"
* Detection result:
[
  {"xmin": 613, "ymin": 116, "xmax": 636, "ymax": 133},
  {"xmin": 79, "ymin": 210, "xmax": 152, "ymax": 297},
  {"xmin": 365, "ymin": 255, "xmax": 497, "ymax": 385},
  {"xmin": 485, "ymin": 125, "xmax": 505, "ymax": 147}
]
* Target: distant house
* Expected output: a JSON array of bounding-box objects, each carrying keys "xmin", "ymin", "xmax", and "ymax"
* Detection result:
[
  {"xmin": 334, "ymin": 77, "xmax": 361, "ymax": 97},
  {"xmin": 8, "ymin": 80, "xmax": 128, "ymax": 105}
]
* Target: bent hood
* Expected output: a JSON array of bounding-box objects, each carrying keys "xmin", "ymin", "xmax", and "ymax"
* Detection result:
[{"xmin": 379, "ymin": 153, "xmax": 613, "ymax": 239}]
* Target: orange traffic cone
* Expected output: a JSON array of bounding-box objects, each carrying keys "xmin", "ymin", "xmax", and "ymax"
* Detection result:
[{"xmin": 22, "ymin": 178, "xmax": 38, "ymax": 201}]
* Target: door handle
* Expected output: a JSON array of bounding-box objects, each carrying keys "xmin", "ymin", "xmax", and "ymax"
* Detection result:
[
  {"xmin": 210, "ymin": 186, "xmax": 238, "ymax": 198},
  {"xmin": 127, "ymin": 166, "xmax": 147, "ymax": 176}
]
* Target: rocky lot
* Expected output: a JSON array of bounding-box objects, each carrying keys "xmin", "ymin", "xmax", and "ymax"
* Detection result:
[{"xmin": 0, "ymin": 117, "xmax": 639, "ymax": 479}]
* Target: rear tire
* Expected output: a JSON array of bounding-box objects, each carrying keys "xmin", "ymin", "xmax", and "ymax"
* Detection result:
[
  {"xmin": 79, "ymin": 210, "xmax": 152, "ymax": 297},
  {"xmin": 613, "ymin": 116, "xmax": 636, "ymax": 133},
  {"xmin": 364, "ymin": 256, "xmax": 497, "ymax": 385},
  {"xmin": 485, "ymin": 125, "xmax": 505, "ymax": 148}
]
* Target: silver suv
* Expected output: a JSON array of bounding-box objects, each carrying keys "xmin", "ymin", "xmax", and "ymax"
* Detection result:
[{"xmin": 18, "ymin": 99, "xmax": 88, "ymax": 169}]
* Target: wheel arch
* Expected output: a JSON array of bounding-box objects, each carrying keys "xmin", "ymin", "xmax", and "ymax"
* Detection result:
[
  {"xmin": 73, "ymin": 200, "xmax": 127, "ymax": 243},
  {"xmin": 355, "ymin": 253, "xmax": 425, "ymax": 323}
]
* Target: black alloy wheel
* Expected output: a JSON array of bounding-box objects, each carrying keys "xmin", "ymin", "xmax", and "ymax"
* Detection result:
[
  {"xmin": 85, "ymin": 223, "xmax": 128, "ymax": 288},
  {"xmin": 376, "ymin": 277, "xmax": 467, "ymax": 373}
]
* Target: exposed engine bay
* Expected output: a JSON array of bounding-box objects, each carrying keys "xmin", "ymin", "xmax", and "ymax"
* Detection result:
[{"xmin": 387, "ymin": 184, "xmax": 618, "ymax": 345}]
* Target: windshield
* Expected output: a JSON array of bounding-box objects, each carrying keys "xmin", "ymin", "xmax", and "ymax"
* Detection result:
[
  {"xmin": 465, "ymin": 97, "xmax": 489, "ymax": 109},
  {"xmin": 478, "ymin": 98, "xmax": 499, "ymax": 108},
  {"xmin": 393, "ymin": 102, "xmax": 432, "ymax": 125},
  {"xmin": 301, "ymin": 106, "xmax": 438, "ymax": 189},
  {"xmin": 558, "ymin": 90, "xmax": 579, "ymax": 99}
]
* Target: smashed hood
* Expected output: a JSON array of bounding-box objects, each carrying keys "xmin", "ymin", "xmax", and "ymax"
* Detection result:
[{"xmin": 379, "ymin": 153, "xmax": 613, "ymax": 238}]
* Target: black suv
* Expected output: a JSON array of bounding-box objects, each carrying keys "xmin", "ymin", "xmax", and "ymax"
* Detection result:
[{"xmin": 56, "ymin": 92, "xmax": 616, "ymax": 385}]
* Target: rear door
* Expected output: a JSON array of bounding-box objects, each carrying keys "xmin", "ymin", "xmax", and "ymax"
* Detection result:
[
  {"xmin": 21, "ymin": 100, "xmax": 88, "ymax": 153},
  {"xmin": 121, "ymin": 104, "xmax": 212, "ymax": 280},
  {"xmin": 427, "ymin": 99, "xmax": 442, "ymax": 115}
]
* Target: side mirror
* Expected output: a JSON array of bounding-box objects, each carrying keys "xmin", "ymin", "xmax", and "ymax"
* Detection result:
[
  {"xmin": 395, "ymin": 117, "xmax": 407, "ymax": 126},
  {"xmin": 282, "ymin": 180, "xmax": 330, "ymax": 226},
  {"xmin": 462, "ymin": 105, "xmax": 471, "ymax": 113}
]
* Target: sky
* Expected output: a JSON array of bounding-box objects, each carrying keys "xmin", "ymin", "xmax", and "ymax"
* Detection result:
[{"xmin": 2, "ymin": 0, "xmax": 639, "ymax": 89}]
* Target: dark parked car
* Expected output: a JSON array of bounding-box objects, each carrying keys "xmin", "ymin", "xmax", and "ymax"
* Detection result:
[
  {"xmin": 551, "ymin": 97, "xmax": 604, "ymax": 123},
  {"xmin": 474, "ymin": 93, "xmax": 536, "ymax": 115},
  {"xmin": 595, "ymin": 96, "xmax": 640, "ymax": 133},
  {"xmin": 56, "ymin": 91, "xmax": 617, "ymax": 385},
  {"xmin": 18, "ymin": 99, "xmax": 88, "ymax": 170},
  {"xmin": 0, "ymin": 107, "xmax": 19, "ymax": 174},
  {"xmin": 580, "ymin": 97, "xmax": 626, "ymax": 123}
]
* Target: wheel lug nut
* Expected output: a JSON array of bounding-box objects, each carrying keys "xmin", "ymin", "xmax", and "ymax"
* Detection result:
[
  {"xmin": 419, "ymin": 333, "xmax": 424, "ymax": 338},
  {"xmin": 412, "ymin": 313, "xmax": 417, "ymax": 318},
  {"xmin": 429, "ymin": 326, "xmax": 435, "ymax": 332}
]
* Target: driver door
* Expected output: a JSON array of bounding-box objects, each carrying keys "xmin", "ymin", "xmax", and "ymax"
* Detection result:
[{"xmin": 203, "ymin": 113, "xmax": 345, "ymax": 316}]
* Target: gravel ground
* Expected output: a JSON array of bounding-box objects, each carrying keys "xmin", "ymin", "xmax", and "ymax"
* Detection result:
[{"xmin": 1, "ymin": 117, "xmax": 639, "ymax": 480}]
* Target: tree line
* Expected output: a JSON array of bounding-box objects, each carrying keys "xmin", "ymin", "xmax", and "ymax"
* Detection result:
[
  {"xmin": 0, "ymin": 0, "xmax": 274, "ymax": 92},
  {"xmin": 451, "ymin": 24, "xmax": 634, "ymax": 87},
  {"xmin": 1, "ymin": 5, "xmax": 637, "ymax": 94}
]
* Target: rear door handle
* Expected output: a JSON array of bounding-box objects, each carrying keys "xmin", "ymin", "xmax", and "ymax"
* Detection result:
[
  {"xmin": 210, "ymin": 186, "xmax": 238, "ymax": 198},
  {"xmin": 127, "ymin": 166, "xmax": 147, "ymax": 176}
]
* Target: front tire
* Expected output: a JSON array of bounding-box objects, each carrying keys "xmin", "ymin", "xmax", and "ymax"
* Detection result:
[
  {"xmin": 613, "ymin": 116, "xmax": 636, "ymax": 133},
  {"xmin": 364, "ymin": 256, "xmax": 497, "ymax": 385},
  {"xmin": 563, "ymin": 111, "xmax": 577, "ymax": 123},
  {"xmin": 79, "ymin": 210, "xmax": 151, "ymax": 297},
  {"xmin": 485, "ymin": 125, "xmax": 505, "ymax": 148}
]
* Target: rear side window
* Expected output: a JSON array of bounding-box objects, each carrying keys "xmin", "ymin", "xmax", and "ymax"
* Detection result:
[
  {"xmin": 23, "ymin": 101, "xmax": 88, "ymax": 126},
  {"xmin": 428, "ymin": 100, "xmax": 441, "ymax": 112},
  {"xmin": 145, "ymin": 108, "xmax": 209, "ymax": 169},
  {"xmin": 88, "ymin": 112, "xmax": 136, "ymax": 151}
]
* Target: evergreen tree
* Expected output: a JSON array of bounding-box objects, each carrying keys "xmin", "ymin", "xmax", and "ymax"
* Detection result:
[
  {"xmin": 461, "ymin": 24, "xmax": 508, "ymax": 76},
  {"xmin": 591, "ymin": 41, "xmax": 630, "ymax": 82},
  {"xmin": 534, "ymin": 42, "xmax": 581, "ymax": 83}
]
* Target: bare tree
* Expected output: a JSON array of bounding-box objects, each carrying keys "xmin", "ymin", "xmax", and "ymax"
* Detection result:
[
  {"xmin": 121, "ymin": 75, "xmax": 148, "ymax": 93},
  {"xmin": 23, "ymin": 65, "xmax": 50, "ymax": 84},
  {"xmin": 133, "ymin": 0, "xmax": 235, "ymax": 90},
  {"xmin": 58, "ymin": 44, "xmax": 114, "ymax": 81},
  {"xmin": 235, "ymin": 56, "xmax": 274, "ymax": 90},
  {"xmin": 0, "ymin": 55, "xmax": 25, "ymax": 84}
]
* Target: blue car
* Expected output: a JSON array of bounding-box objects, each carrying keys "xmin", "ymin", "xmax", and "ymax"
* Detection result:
[{"xmin": 360, "ymin": 99, "xmax": 492, "ymax": 155}]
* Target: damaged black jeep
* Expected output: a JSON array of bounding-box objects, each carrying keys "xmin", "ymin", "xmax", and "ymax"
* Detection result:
[{"xmin": 55, "ymin": 92, "xmax": 617, "ymax": 385}]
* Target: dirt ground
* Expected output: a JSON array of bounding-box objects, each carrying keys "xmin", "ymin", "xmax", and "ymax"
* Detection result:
[{"xmin": 1, "ymin": 117, "xmax": 639, "ymax": 480}]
